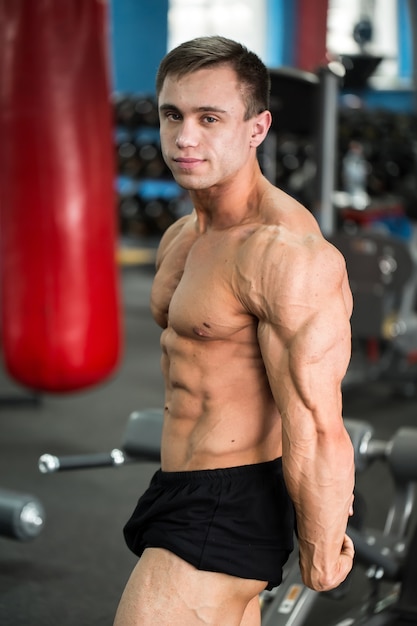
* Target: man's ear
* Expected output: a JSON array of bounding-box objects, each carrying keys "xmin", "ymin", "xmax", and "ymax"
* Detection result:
[{"xmin": 250, "ymin": 110, "xmax": 272, "ymax": 148}]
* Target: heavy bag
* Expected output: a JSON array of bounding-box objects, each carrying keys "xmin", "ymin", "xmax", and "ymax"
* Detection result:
[{"xmin": 0, "ymin": 0, "xmax": 122, "ymax": 392}]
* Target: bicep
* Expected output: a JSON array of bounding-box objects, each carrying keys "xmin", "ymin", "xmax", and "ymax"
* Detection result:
[
  {"xmin": 238, "ymin": 227, "xmax": 352, "ymax": 427},
  {"xmin": 257, "ymin": 276, "xmax": 351, "ymax": 428},
  {"xmin": 293, "ymin": 298, "xmax": 350, "ymax": 400}
]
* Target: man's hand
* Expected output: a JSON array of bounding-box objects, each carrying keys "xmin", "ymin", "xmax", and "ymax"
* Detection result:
[{"xmin": 300, "ymin": 533, "xmax": 355, "ymax": 592}]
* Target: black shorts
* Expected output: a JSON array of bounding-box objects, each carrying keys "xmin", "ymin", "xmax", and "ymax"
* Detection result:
[{"xmin": 123, "ymin": 458, "xmax": 295, "ymax": 590}]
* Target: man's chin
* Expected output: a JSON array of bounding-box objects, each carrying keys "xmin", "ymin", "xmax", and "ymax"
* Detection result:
[{"xmin": 171, "ymin": 173, "xmax": 208, "ymax": 191}]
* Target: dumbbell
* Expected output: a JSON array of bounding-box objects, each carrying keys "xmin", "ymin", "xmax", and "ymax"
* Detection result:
[{"xmin": 0, "ymin": 488, "xmax": 45, "ymax": 541}]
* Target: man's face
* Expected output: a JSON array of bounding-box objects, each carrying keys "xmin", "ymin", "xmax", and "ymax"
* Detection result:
[{"xmin": 158, "ymin": 65, "xmax": 257, "ymax": 191}]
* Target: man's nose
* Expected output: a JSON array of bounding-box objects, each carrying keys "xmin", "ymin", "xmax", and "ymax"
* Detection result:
[{"xmin": 175, "ymin": 120, "xmax": 198, "ymax": 148}]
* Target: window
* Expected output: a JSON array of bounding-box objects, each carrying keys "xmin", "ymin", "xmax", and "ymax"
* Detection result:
[
  {"xmin": 327, "ymin": 0, "xmax": 407, "ymax": 87},
  {"xmin": 168, "ymin": 0, "xmax": 267, "ymax": 61}
]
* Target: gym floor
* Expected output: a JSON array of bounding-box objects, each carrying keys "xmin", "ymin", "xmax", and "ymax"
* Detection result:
[{"xmin": 1, "ymin": 265, "xmax": 417, "ymax": 626}]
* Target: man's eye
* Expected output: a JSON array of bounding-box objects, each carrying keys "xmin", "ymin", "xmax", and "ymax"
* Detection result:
[
  {"xmin": 204, "ymin": 116, "xmax": 217, "ymax": 124},
  {"xmin": 167, "ymin": 112, "xmax": 181, "ymax": 121}
]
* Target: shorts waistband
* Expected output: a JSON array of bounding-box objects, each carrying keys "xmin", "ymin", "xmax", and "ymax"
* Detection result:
[{"xmin": 156, "ymin": 457, "xmax": 282, "ymax": 484}]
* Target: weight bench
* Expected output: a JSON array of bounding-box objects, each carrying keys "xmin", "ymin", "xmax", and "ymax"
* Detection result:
[{"xmin": 39, "ymin": 409, "xmax": 164, "ymax": 473}]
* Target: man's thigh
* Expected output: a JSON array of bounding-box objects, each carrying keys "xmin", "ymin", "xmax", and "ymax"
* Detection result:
[{"xmin": 113, "ymin": 547, "xmax": 266, "ymax": 626}]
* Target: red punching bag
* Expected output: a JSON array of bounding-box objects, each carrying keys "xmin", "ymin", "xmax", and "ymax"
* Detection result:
[{"xmin": 0, "ymin": 0, "xmax": 122, "ymax": 392}]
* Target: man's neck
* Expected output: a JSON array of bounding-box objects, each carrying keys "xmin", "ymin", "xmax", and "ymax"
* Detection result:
[{"xmin": 190, "ymin": 167, "xmax": 269, "ymax": 232}]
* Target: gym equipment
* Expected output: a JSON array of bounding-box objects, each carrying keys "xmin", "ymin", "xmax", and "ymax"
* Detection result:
[
  {"xmin": 0, "ymin": 392, "xmax": 41, "ymax": 408},
  {"xmin": 261, "ymin": 422, "xmax": 417, "ymax": 625},
  {"xmin": 0, "ymin": 488, "xmax": 45, "ymax": 541},
  {"xmin": 336, "ymin": 108, "xmax": 417, "ymax": 212},
  {"xmin": 0, "ymin": 0, "xmax": 121, "ymax": 392},
  {"xmin": 38, "ymin": 409, "xmax": 417, "ymax": 624},
  {"xmin": 39, "ymin": 409, "xmax": 162, "ymax": 474},
  {"xmin": 114, "ymin": 95, "xmax": 185, "ymax": 239},
  {"xmin": 329, "ymin": 231, "xmax": 417, "ymax": 394}
]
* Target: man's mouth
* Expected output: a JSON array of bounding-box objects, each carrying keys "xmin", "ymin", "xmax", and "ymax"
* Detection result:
[{"xmin": 173, "ymin": 157, "xmax": 204, "ymax": 170}]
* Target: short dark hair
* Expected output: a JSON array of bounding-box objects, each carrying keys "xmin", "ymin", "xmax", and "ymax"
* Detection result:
[{"xmin": 156, "ymin": 36, "xmax": 270, "ymax": 120}]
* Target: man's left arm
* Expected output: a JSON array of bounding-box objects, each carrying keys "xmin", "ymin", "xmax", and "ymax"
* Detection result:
[{"xmin": 255, "ymin": 237, "xmax": 355, "ymax": 591}]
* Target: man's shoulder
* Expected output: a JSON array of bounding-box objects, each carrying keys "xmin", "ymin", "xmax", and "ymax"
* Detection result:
[
  {"xmin": 237, "ymin": 214, "xmax": 325, "ymax": 268},
  {"xmin": 234, "ymin": 217, "xmax": 346, "ymax": 320},
  {"xmin": 156, "ymin": 213, "xmax": 195, "ymax": 268}
]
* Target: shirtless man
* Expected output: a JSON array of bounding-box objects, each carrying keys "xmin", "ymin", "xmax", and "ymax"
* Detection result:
[{"xmin": 114, "ymin": 36, "xmax": 355, "ymax": 626}]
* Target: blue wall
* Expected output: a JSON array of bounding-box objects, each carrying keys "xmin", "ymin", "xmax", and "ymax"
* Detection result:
[
  {"xmin": 109, "ymin": 0, "xmax": 168, "ymax": 94},
  {"xmin": 398, "ymin": 0, "xmax": 413, "ymax": 79},
  {"xmin": 265, "ymin": 0, "xmax": 296, "ymax": 67},
  {"xmin": 343, "ymin": 88, "xmax": 415, "ymax": 113}
]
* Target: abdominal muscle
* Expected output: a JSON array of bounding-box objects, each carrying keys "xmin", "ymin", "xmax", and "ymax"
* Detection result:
[{"xmin": 159, "ymin": 325, "xmax": 283, "ymax": 471}]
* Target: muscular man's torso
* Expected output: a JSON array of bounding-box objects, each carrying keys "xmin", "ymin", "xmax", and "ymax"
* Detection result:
[
  {"xmin": 150, "ymin": 189, "xmax": 325, "ymax": 472},
  {"xmin": 151, "ymin": 218, "xmax": 281, "ymax": 471}
]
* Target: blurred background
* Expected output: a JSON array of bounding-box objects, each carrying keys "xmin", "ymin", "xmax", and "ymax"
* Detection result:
[{"xmin": 1, "ymin": 1, "xmax": 417, "ymax": 624}]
